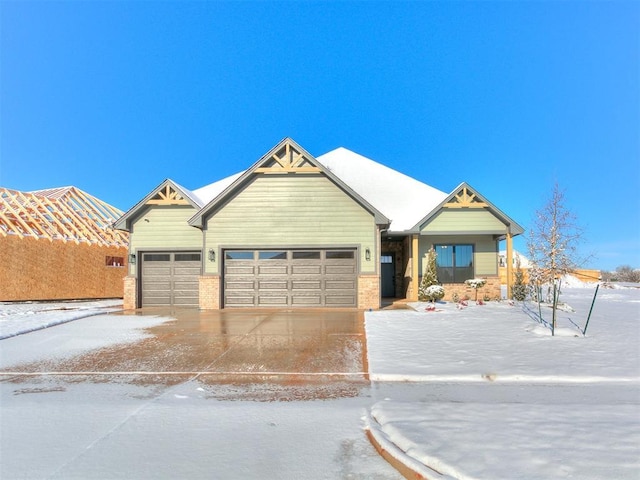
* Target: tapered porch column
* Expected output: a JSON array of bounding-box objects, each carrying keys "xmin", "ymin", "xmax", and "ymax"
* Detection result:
[
  {"xmin": 506, "ymin": 232, "xmax": 513, "ymax": 299},
  {"xmin": 410, "ymin": 234, "xmax": 419, "ymax": 301}
]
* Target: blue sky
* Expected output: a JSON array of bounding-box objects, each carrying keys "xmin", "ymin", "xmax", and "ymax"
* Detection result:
[{"xmin": 2, "ymin": 1, "xmax": 638, "ymax": 271}]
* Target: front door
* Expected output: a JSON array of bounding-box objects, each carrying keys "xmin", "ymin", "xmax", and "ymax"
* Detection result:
[{"xmin": 381, "ymin": 253, "xmax": 395, "ymax": 297}]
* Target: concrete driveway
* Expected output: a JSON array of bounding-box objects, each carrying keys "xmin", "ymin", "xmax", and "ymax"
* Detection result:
[
  {"xmin": 0, "ymin": 308, "xmax": 405, "ymax": 479},
  {"xmin": 3, "ymin": 308, "xmax": 370, "ymax": 399}
]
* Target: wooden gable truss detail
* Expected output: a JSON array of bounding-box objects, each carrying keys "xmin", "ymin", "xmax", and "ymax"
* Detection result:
[
  {"xmin": 255, "ymin": 141, "xmax": 322, "ymax": 174},
  {"xmin": 444, "ymin": 186, "xmax": 488, "ymax": 208},
  {"xmin": 145, "ymin": 184, "xmax": 190, "ymax": 205},
  {"xmin": 0, "ymin": 187, "xmax": 129, "ymax": 247}
]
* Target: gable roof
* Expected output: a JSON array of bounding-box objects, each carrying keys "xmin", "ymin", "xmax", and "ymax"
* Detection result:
[
  {"xmin": 0, "ymin": 186, "xmax": 128, "ymax": 247},
  {"xmin": 188, "ymin": 138, "xmax": 390, "ymax": 228},
  {"xmin": 113, "ymin": 139, "xmax": 523, "ymax": 239},
  {"xmin": 315, "ymin": 147, "xmax": 448, "ymax": 232},
  {"xmin": 412, "ymin": 182, "xmax": 525, "ymax": 236},
  {"xmin": 113, "ymin": 179, "xmax": 202, "ymax": 232},
  {"xmin": 190, "ymin": 171, "xmax": 245, "ymax": 206}
]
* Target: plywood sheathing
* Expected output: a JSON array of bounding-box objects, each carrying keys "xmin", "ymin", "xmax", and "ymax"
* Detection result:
[
  {"xmin": 0, "ymin": 186, "xmax": 128, "ymax": 247},
  {"xmin": 0, "ymin": 234, "xmax": 128, "ymax": 301}
]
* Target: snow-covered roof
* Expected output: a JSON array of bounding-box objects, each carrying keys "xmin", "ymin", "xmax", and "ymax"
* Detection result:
[
  {"xmin": 315, "ymin": 147, "xmax": 448, "ymax": 232},
  {"xmin": 190, "ymin": 171, "xmax": 245, "ymax": 206},
  {"xmin": 186, "ymin": 146, "xmax": 447, "ymax": 232},
  {"xmin": 499, "ymin": 250, "xmax": 531, "ymax": 267},
  {"xmin": 117, "ymin": 143, "xmax": 519, "ymax": 236}
]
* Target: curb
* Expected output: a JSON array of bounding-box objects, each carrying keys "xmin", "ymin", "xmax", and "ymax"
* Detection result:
[{"xmin": 364, "ymin": 412, "xmax": 448, "ymax": 480}]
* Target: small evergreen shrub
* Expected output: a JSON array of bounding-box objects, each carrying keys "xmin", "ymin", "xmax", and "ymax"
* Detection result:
[
  {"xmin": 423, "ymin": 285, "xmax": 445, "ymax": 302},
  {"xmin": 419, "ymin": 247, "xmax": 444, "ymax": 301},
  {"xmin": 511, "ymin": 255, "xmax": 527, "ymax": 301}
]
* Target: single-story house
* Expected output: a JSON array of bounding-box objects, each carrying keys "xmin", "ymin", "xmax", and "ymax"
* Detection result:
[
  {"xmin": 114, "ymin": 138, "xmax": 524, "ymax": 310},
  {"xmin": 0, "ymin": 186, "xmax": 129, "ymax": 301}
]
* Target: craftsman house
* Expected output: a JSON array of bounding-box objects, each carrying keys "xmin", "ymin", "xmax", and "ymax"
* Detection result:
[
  {"xmin": 0, "ymin": 186, "xmax": 129, "ymax": 301},
  {"xmin": 115, "ymin": 138, "xmax": 524, "ymax": 310}
]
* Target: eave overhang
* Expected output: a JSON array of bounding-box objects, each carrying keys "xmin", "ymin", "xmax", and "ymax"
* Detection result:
[
  {"xmin": 113, "ymin": 179, "xmax": 202, "ymax": 232},
  {"xmin": 408, "ymin": 182, "xmax": 525, "ymax": 237},
  {"xmin": 188, "ymin": 137, "xmax": 390, "ymax": 229}
]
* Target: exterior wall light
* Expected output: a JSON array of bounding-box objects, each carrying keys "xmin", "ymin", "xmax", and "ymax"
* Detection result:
[
  {"xmin": 365, "ymin": 247, "xmax": 371, "ymax": 262},
  {"xmin": 208, "ymin": 249, "xmax": 216, "ymax": 262},
  {"xmin": 128, "ymin": 253, "xmax": 136, "ymax": 264}
]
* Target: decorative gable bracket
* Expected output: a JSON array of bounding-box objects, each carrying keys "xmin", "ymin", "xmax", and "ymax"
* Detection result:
[
  {"xmin": 146, "ymin": 185, "xmax": 189, "ymax": 205},
  {"xmin": 254, "ymin": 141, "xmax": 321, "ymax": 174},
  {"xmin": 444, "ymin": 186, "xmax": 488, "ymax": 208}
]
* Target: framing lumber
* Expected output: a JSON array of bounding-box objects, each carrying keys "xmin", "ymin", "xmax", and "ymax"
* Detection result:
[
  {"xmin": 445, "ymin": 186, "xmax": 488, "ymax": 208},
  {"xmin": 255, "ymin": 141, "xmax": 322, "ymax": 174},
  {"xmin": 145, "ymin": 184, "xmax": 190, "ymax": 205},
  {"xmin": 0, "ymin": 186, "xmax": 129, "ymax": 247}
]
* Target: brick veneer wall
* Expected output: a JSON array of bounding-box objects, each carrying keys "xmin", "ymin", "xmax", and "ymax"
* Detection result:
[
  {"xmin": 123, "ymin": 276, "xmax": 137, "ymax": 310},
  {"xmin": 440, "ymin": 276, "xmax": 502, "ymax": 302},
  {"xmin": 199, "ymin": 275, "xmax": 220, "ymax": 310},
  {"xmin": 358, "ymin": 274, "xmax": 380, "ymax": 310}
]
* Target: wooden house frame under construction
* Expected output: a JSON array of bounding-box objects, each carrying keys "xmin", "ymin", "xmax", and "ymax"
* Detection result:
[{"xmin": 0, "ymin": 186, "xmax": 129, "ymax": 301}]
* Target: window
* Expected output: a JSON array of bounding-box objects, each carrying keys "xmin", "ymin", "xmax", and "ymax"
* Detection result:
[
  {"xmin": 105, "ymin": 256, "xmax": 124, "ymax": 267},
  {"xmin": 225, "ymin": 251, "xmax": 254, "ymax": 260},
  {"xmin": 258, "ymin": 251, "xmax": 287, "ymax": 260},
  {"xmin": 380, "ymin": 255, "xmax": 393, "ymax": 264},
  {"xmin": 292, "ymin": 251, "xmax": 321, "ymax": 260},
  {"xmin": 175, "ymin": 253, "xmax": 201, "ymax": 262},
  {"xmin": 326, "ymin": 251, "xmax": 355, "ymax": 259},
  {"xmin": 143, "ymin": 253, "xmax": 170, "ymax": 262},
  {"xmin": 435, "ymin": 244, "xmax": 473, "ymax": 283}
]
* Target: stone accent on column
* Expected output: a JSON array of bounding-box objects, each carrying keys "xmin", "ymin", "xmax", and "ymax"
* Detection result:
[
  {"xmin": 123, "ymin": 275, "xmax": 137, "ymax": 310},
  {"xmin": 358, "ymin": 274, "xmax": 380, "ymax": 310},
  {"xmin": 199, "ymin": 275, "xmax": 220, "ymax": 310}
]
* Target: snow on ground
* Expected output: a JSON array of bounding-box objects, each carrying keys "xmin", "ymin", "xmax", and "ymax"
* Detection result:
[
  {"xmin": 1, "ymin": 282, "xmax": 639, "ymax": 479},
  {"xmin": 365, "ymin": 283, "xmax": 640, "ymax": 479},
  {"xmin": 0, "ymin": 299, "xmax": 124, "ymax": 340},
  {"xmin": 0, "ymin": 300, "xmax": 176, "ymax": 366}
]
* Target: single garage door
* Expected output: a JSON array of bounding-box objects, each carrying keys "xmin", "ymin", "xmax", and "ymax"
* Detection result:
[
  {"xmin": 224, "ymin": 249, "xmax": 357, "ymax": 308},
  {"xmin": 141, "ymin": 252, "xmax": 201, "ymax": 307}
]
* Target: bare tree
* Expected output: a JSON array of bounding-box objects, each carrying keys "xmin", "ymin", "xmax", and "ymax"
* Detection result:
[
  {"xmin": 527, "ymin": 183, "xmax": 588, "ymax": 334},
  {"xmin": 606, "ymin": 265, "xmax": 640, "ymax": 283}
]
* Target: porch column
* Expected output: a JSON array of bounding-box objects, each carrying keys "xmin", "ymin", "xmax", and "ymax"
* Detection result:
[
  {"xmin": 506, "ymin": 232, "xmax": 513, "ymax": 299},
  {"xmin": 410, "ymin": 234, "xmax": 419, "ymax": 301}
]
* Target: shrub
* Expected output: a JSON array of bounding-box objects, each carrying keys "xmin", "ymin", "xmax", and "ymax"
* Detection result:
[
  {"xmin": 511, "ymin": 255, "xmax": 527, "ymax": 301},
  {"xmin": 419, "ymin": 247, "xmax": 442, "ymax": 301},
  {"xmin": 423, "ymin": 285, "xmax": 445, "ymax": 302},
  {"xmin": 465, "ymin": 278, "xmax": 486, "ymax": 301}
]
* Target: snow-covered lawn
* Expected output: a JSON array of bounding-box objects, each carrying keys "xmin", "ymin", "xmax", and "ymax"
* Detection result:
[
  {"xmin": 1, "ymin": 284, "xmax": 638, "ymax": 479},
  {"xmin": 0, "ymin": 299, "xmax": 123, "ymax": 340},
  {"xmin": 365, "ymin": 284, "xmax": 640, "ymax": 479}
]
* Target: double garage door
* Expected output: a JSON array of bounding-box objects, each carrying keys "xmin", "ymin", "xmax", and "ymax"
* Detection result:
[
  {"xmin": 140, "ymin": 248, "xmax": 358, "ymax": 308},
  {"xmin": 140, "ymin": 252, "xmax": 201, "ymax": 307},
  {"xmin": 224, "ymin": 249, "xmax": 357, "ymax": 308}
]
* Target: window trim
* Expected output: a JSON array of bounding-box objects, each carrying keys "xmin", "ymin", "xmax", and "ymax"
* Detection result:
[{"xmin": 434, "ymin": 244, "xmax": 474, "ymax": 283}]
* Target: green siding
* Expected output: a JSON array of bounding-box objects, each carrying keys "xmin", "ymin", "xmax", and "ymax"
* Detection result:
[
  {"xmin": 204, "ymin": 175, "xmax": 377, "ymax": 274},
  {"xmin": 129, "ymin": 205, "xmax": 202, "ymax": 275},
  {"xmin": 419, "ymin": 235, "xmax": 498, "ymax": 278},
  {"xmin": 422, "ymin": 209, "xmax": 507, "ymax": 234}
]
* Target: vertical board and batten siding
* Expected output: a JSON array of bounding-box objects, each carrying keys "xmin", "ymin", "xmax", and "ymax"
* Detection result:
[
  {"xmin": 204, "ymin": 175, "xmax": 377, "ymax": 275},
  {"xmin": 419, "ymin": 235, "xmax": 499, "ymax": 276},
  {"xmin": 129, "ymin": 205, "xmax": 202, "ymax": 275},
  {"xmin": 421, "ymin": 209, "xmax": 507, "ymax": 233}
]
